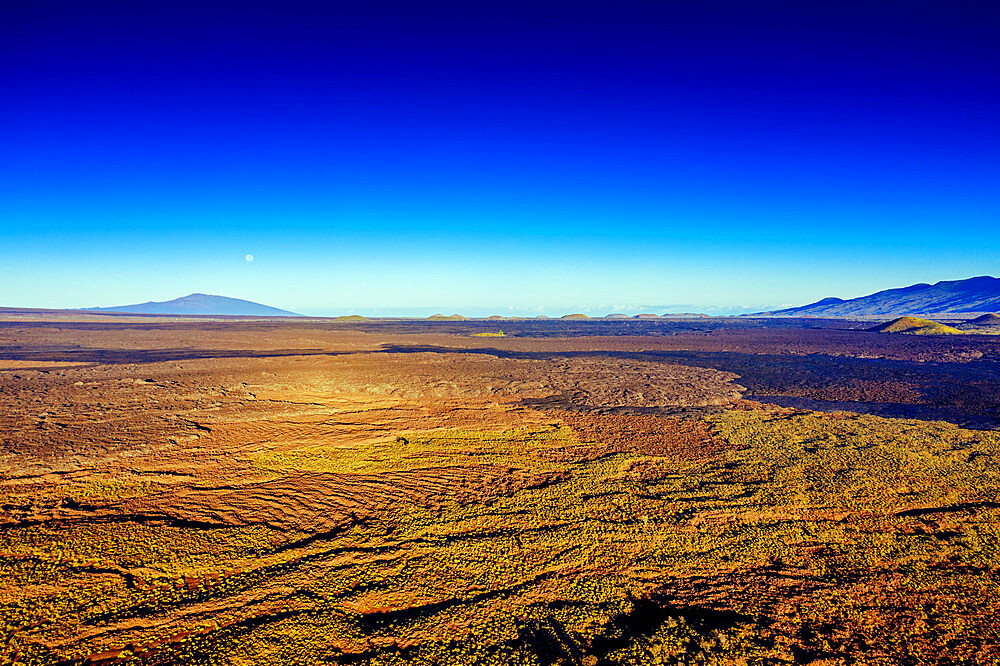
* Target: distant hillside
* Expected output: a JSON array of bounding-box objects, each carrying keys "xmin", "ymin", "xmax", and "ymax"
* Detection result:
[
  {"xmin": 968, "ymin": 313, "xmax": 1000, "ymax": 326},
  {"xmin": 88, "ymin": 293, "xmax": 299, "ymax": 316},
  {"xmin": 765, "ymin": 276, "xmax": 1000, "ymax": 316},
  {"xmin": 958, "ymin": 313, "xmax": 1000, "ymax": 333},
  {"xmin": 868, "ymin": 317, "xmax": 962, "ymax": 336},
  {"xmin": 662, "ymin": 313, "xmax": 711, "ymax": 318},
  {"xmin": 427, "ymin": 314, "xmax": 467, "ymax": 321}
]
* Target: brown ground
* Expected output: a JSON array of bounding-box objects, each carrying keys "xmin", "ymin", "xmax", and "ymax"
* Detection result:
[{"xmin": 2, "ymin": 317, "xmax": 1000, "ymax": 665}]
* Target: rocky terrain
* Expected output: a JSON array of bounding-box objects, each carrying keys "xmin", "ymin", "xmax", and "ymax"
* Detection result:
[{"xmin": 2, "ymin": 317, "xmax": 1000, "ymax": 665}]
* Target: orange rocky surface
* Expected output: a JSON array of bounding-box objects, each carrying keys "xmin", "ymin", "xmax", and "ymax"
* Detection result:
[{"xmin": 1, "ymin": 318, "xmax": 999, "ymax": 664}]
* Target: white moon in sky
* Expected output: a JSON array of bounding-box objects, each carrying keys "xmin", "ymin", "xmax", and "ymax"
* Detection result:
[{"xmin": 245, "ymin": 254, "xmax": 254, "ymax": 262}]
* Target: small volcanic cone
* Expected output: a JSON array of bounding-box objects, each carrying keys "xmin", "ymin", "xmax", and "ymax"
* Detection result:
[
  {"xmin": 868, "ymin": 316, "xmax": 962, "ymax": 335},
  {"xmin": 968, "ymin": 313, "xmax": 1000, "ymax": 326},
  {"xmin": 427, "ymin": 313, "xmax": 468, "ymax": 321}
]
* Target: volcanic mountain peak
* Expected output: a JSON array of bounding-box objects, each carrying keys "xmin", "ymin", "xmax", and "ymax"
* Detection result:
[{"xmin": 87, "ymin": 293, "xmax": 299, "ymax": 316}]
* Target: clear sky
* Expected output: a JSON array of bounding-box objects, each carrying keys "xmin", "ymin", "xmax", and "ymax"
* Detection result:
[{"xmin": 2, "ymin": 1, "xmax": 998, "ymax": 315}]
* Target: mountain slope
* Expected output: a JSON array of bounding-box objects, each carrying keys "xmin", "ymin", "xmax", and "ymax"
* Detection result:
[
  {"xmin": 766, "ymin": 276, "xmax": 1000, "ymax": 316},
  {"xmin": 88, "ymin": 293, "xmax": 299, "ymax": 316}
]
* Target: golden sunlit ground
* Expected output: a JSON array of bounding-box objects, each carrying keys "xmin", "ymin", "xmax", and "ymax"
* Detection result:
[{"xmin": 2, "ymin": 317, "xmax": 1000, "ymax": 665}]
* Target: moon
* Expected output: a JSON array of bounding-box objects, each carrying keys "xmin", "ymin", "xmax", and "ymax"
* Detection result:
[{"xmin": 245, "ymin": 254, "xmax": 254, "ymax": 262}]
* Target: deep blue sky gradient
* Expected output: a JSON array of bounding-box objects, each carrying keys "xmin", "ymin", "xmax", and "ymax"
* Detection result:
[{"xmin": 2, "ymin": 1, "xmax": 998, "ymax": 315}]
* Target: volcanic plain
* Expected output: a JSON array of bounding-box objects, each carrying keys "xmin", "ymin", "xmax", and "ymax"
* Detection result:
[{"xmin": 3, "ymin": 316, "xmax": 1000, "ymax": 665}]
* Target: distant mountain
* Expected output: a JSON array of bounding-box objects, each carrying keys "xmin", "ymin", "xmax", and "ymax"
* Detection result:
[
  {"xmin": 88, "ymin": 293, "xmax": 299, "ymax": 316},
  {"xmin": 765, "ymin": 276, "xmax": 1000, "ymax": 317}
]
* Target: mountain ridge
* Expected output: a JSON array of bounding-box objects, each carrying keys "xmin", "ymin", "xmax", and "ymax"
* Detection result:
[{"xmin": 764, "ymin": 276, "xmax": 1000, "ymax": 317}]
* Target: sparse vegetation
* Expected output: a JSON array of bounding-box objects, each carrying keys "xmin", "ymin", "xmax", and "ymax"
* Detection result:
[
  {"xmin": 3, "ymin": 317, "xmax": 1000, "ymax": 664},
  {"xmin": 5, "ymin": 408, "xmax": 1000, "ymax": 664}
]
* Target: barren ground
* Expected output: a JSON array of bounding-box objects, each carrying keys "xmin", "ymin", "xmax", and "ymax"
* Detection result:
[{"xmin": 2, "ymin": 317, "xmax": 1000, "ymax": 665}]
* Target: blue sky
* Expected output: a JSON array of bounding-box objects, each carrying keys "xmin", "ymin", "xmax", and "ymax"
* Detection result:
[{"xmin": 2, "ymin": 1, "xmax": 998, "ymax": 315}]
